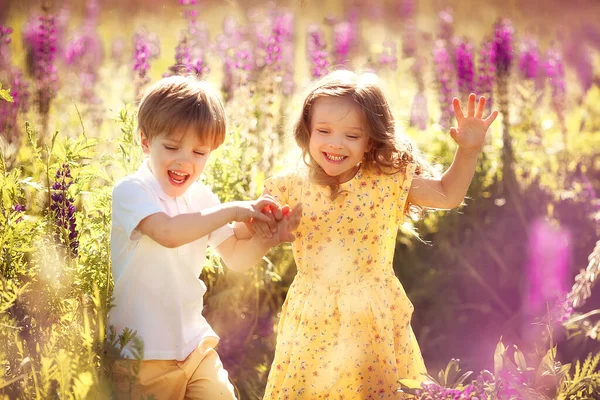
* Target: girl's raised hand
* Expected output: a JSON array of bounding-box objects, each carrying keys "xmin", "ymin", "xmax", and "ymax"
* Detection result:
[{"xmin": 450, "ymin": 94, "xmax": 499, "ymax": 153}]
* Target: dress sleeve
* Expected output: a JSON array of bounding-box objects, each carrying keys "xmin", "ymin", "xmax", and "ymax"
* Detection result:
[
  {"xmin": 263, "ymin": 173, "xmax": 292, "ymax": 206},
  {"xmin": 396, "ymin": 163, "xmax": 417, "ymax": 224}
]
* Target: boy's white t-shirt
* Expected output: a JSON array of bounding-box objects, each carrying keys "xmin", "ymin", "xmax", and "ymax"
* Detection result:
[{"xmin": 109, "ymin": 159, "xmax": 234, "ymax": 361}]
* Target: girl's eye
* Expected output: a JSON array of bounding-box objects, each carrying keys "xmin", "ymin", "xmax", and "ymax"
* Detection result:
[
  {"xmin": 194, "ymin": 151, "xmax": 206, "ymax": 156},
  {"xmin": 347, "ymin": 136, "xmax": 359, "ymax": 139},
  {"xmin": 164, "ymin": 146, "xmax": 177, "ymax": 150},
  {"xmin": 317, "ymin": 129, "xmax": 329, "ymax": 134}
]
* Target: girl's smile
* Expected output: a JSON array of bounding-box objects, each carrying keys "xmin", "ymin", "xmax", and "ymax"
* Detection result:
[{"xmin": 308, "ymin": 96, "xmax": 369, "ymax": 183}]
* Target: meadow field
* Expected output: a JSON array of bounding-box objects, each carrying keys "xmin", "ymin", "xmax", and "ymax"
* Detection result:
[{"xmin": 1, "ymin": 0, "xmax": 600, "ymax": 398}]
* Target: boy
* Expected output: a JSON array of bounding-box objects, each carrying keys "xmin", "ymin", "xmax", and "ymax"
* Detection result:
[{"xmin": 109, "ymin": 76, "xmax": 299, "ymax": 399}]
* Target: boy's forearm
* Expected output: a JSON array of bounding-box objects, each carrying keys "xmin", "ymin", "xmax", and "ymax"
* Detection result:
[
  {"xmin": 219, "ymin": 235, "xmax": 274, "ymax": 272},
  {"xmin": 439, "ymin": 146, "xmax": 480, "ymax": 207},
  {"xmin": 140, "ymin": 204, "xmax": 235, "ymax": 248}
]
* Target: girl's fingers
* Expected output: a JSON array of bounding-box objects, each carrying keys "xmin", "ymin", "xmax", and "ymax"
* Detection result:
[
  {"xmin": 484, "ymin": 110, "xmax": 499, "ymax": 127},
  {"xmin": 449, "ymin": 127, "xmax": 458, "ymax": 142},
  {"xmin": 452, "ymin": 98, "xmax": 464, "ymax": 122},
  {"xmin": 475, "ymin": 96, "xmax": 486, "ymax": 119},
  {"xmin": 254, "ymin": 221, "xmax": 272, "ymax": 238},
  {"xmin": 467, "ymin": 93, "xmax": 476, "ymax": 117}
]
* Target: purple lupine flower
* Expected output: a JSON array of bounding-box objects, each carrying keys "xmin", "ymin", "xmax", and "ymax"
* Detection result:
[
  {"xmin": 306, "ymin": 25, "xmax": 330, "ymax": 79},
  {"xmin": 110, "ymin": 37, "xmax": 126, "ymax": 65},
  {"xmin": 401, "ymin": 18, "xmax": 417, "ymax": 58},
  {"xmin": 0, "ymin": 25, "xmax": 13, "ymax": 72},
  {"xmin": 492, "ymin": 18, "xmax": 514, "ymax": 78},
  {"xmin": 179, "ymin": 0, "xmax": 198, "ymax": 26},
  {"xmin": 546, "ymin": 46, "xmax": 566, "ymax": 116},
  {"xmin": 333, "ymin": 21, "xmax": 353, "ymax": 66},
  {"xmin": 63, "ymin": 1, "xmax": 104, "ymax": 104},
  {"xmin": 563, "ymin": 37, "xmax": 594, "ymax": 93},
  {"xmin": 23, "ymin": 7, "xmax": 58, "ymax": 116},
  {"xmin": 216, "ymin": 17, "xmax": 253, "ymax": 94},
  {"xmin": 166, "ymin": 26, "xmax": 210, "ymax": 79},
  {"xmin": 433, "ymin": 39, "xmax": 456, "ymax": 129},
  {"xmin": 438, "ymin": 8, "xmax": 454, "ymax": 42},
  {"xmin": 273, "ymin": 12, "xmax": 295, "ymax": 95},
  {"xmin": 524, "ymin": 218, "xmax": 571, "ymax": 329},
  {"xmin": 262, "ymin": 12, "xmax": 294, "ymax": 73},
  {"xmin": 398, "ymin": 0, "xmax": 415, "ymax": 19},
  {"xmin": 476, "ymin": 40, "xmax": 495, "ymax": 113},
  {"xmin": 50, "ymin": 163, "xmax": 79, "ymax": 257},
  {"xmin": 133, "ymin": 30, "xmax": 160, "ymax": 100},
  {"xmin": 409, "ymin": 91, "xmax": 428, "ymax": 130},
  {"xmin": 518, "ymin": 38, "xmax": 540, "ymax": 81},
  {"xmin": 455, "ymin": 39, "xmax": 475, "ymax": 98},
  {"xmin": 412, "ymin": 382, "xmax": 483, "ymax": 399},
  {"xmin": 378, "ymin": 41, "xmax": 398, "ymax": 71},
  {"xmin": 12, "ymin": 203, "xmax": 26, "ymax": 223}
]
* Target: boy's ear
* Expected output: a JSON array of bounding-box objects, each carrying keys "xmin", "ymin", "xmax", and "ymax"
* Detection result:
[{"xmin": 140, "ymin": 131, "xmax": 150, "ymax": 155}]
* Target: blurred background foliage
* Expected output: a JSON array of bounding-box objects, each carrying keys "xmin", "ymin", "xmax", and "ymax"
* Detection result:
[{"xmin": 0, "ymin": 0, "xmax": 599, "ymax": 398}]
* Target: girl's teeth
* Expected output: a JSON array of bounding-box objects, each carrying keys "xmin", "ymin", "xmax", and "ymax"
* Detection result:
[{"xmin": 325, "ymin": 153, "xmax": 345, "ymax": 161}]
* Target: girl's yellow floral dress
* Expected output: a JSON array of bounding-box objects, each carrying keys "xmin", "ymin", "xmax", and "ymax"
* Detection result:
[{"xmin": 262, "ymin": 163, "xmax": 427, "ymax": 400}]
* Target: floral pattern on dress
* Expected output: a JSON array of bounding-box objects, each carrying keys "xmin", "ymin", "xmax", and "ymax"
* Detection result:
[{"xmin": 263, "ymin": 163, "xmax": 426, "ymax": 400}]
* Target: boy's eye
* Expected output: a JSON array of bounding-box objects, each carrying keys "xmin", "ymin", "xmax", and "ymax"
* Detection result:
[
  {"xmin": 194, "ymin": 151, "xmax": 206, "ymax": 156},
  {"xmin": 347, "ymin": 135, "xmax": 359, "ymax": 139},
  {"xmin": 164, "ymin": 146, "xmax": 177, "ymax": 150},
  {"xmin": 317, "ymin": 129, "xmax": 329, "ymax": 134}
]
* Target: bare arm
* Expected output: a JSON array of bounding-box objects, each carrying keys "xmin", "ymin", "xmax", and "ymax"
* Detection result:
[
  {"xmin": 408, "ymin": 147, "xmax": 479, "ymax": 209},
  {"xmin": 408, "ymin": 94, "xmax": 498, "ymax": 210},
  {"xmin": 216, "ymin": 203, "xmax": 302, "ymax": 272},
  {"xmin": 137, "ymin": 198, "xmax": 279, "ymax": 248}
]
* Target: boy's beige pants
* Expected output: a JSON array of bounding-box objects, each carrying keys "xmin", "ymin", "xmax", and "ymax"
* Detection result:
[{"xmin": 111, "ymin": 338, "xmax": 237, "ymax": 400}]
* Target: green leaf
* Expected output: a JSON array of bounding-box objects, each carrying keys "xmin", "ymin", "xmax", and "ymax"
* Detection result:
[
  {"xmin": 494, "ymin": 338, "xmax": 506, "ymax": 376},
  {"xmin": 398, "ymin": 378, "xmax": 423, "ymax": 389},
  {"xmin": 0, "ymin": 86, "xmax": 14, "ymax": 102},
  {"xmin": 514, "ymin": 345, "xmax": 528, "ymax": 371}
]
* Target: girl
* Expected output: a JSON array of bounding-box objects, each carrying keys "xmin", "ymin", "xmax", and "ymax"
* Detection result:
[{"xmin": 259, "ymin": 70, "xmax": 498, "ymax": 399}]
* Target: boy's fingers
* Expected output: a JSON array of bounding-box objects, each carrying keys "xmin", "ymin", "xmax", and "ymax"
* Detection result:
[{"xmin": 254, "ymin": 212, "xmax": 273, "ymax": 222}]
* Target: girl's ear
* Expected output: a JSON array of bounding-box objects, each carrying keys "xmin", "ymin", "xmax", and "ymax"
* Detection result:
[{"xmin": 140, "ymin": 131, "xmax": 150, "ymax": 155}]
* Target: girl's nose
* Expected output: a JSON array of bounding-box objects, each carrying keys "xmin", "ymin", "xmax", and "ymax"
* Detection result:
[{"xmin": 328, "ymin": 140, "xmax": 343, "ymax": 150}]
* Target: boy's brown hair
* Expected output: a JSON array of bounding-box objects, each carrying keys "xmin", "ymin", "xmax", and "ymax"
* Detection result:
[{"xmin": 137, "ymin": 76, "xmax": 226, "ymax": 149}]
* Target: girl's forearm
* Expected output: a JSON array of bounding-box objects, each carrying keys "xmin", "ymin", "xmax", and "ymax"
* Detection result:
[
  {"xmin": 218, "ymin": 234, "xmax": 273, "ymax": 272},
  {"xmin": 439, "ymin": 146, "xmax": 480, "ymax": 208}
]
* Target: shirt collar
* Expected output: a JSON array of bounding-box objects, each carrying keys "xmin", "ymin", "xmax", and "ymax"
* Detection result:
[{"xmin": 138, "ymin": 158, "xmax": 192, "ymax": 206}]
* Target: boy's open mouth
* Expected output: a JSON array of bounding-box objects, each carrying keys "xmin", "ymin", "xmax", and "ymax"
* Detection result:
[
  {"xmin": 167, "ymin": 170, "xmax": 190, "ymax": 186},
  {"xmin": 323, "ymin": 152, "xmax": 347, "ymax": 164}
]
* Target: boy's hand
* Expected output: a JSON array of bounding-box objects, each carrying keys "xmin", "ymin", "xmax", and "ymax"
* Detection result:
[
  {"xmin": 450, "ymin": 94, "xmax": 499, "ymax": 154},
  {"xmin": 230, "ymin": 197, "xmax": 281, "ymax": 224}
]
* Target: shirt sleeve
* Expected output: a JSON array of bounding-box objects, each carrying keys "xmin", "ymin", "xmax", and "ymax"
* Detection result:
[
  {"xmin": 396, "ymin": 163, "xmax": 417, "ymax": 224},
  {"xmin": 206, "ymin": 191, "xmax": 235, "ymax": 249},
  {"xmin": 112, "ymin": 178, "xmax": 163, "ymax": 241}
]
